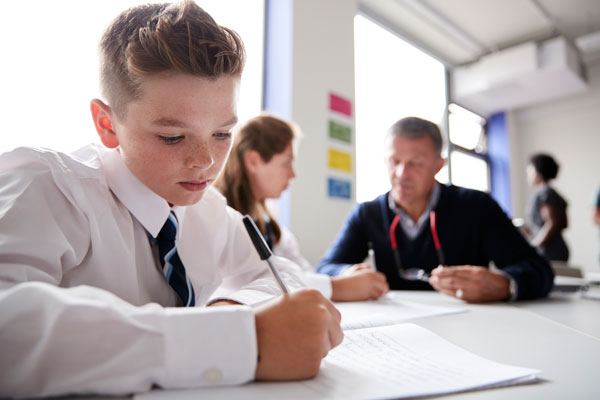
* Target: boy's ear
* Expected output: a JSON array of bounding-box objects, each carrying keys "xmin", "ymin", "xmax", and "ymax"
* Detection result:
[
  {"xmin": 243, "ymin": 150, "xmax": 262, "ymax": 174},
  {"xmin": 90, "ymin": 99, "xmax": 119, "ymax": 149}
]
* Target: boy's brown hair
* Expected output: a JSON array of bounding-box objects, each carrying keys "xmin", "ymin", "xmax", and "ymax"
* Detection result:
[{"xmin": 99, "ymin": 0, "xmax": 245, "ymax": 119}]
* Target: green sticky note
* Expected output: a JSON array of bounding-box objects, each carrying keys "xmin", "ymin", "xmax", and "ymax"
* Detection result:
[{"xmin": 329, "ymin": 120, "xmax": 352, "ymax": 143}]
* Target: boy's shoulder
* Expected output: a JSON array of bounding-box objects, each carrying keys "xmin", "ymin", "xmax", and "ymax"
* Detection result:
[
  {"xmin": 0, "ymin": 144, "xmax": 106, "ymax": 180},
  {"xmin": 0, "ymin": 144, "xmax": 110, "ymax": 208}
]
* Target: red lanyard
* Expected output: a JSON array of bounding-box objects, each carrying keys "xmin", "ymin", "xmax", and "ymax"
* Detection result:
[
  {"xmin": 389, "ymin": 210, "xmax": 446, "ymax": 267},
  {"xmin": 429, "ymin": 210, "xmax": 445, "ymax": 265}
]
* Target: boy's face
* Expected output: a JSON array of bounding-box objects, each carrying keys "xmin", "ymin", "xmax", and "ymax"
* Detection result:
[{"xmin": 110, "ymin": 74, "xmax": 239, "ymax": 206}]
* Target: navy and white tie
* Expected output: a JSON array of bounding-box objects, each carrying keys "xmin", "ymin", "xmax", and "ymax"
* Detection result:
[{"xmin": 156, "ymin": 211, "xmax": 195, "ymax": 307}]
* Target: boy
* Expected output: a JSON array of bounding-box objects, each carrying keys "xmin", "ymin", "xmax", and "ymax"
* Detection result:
[{"xmin": 0, "ymin": 1, "xmax": 342, "ymax": 398}]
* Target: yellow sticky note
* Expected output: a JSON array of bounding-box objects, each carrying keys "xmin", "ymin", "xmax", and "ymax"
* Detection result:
[{"xmin": 328, "ymin": 148, "xmax": 352, "ymax": 172}]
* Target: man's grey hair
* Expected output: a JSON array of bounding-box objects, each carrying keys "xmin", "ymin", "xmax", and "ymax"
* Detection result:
[{"xmin": 387, "ymin": 116, "xmax": 443, "ymax": 156}]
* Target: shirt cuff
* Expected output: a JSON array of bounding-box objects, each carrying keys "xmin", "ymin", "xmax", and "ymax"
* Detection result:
[
  {"xmin": 159, "ymin": 305, "xmax": 257, "ymax": 388},
  {"xmin": 496, "ymin": 270, "xmax": 519, "ymax": 301}
]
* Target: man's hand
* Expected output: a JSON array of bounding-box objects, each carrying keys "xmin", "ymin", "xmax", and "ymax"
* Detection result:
[
  {"xmin": 331, "ymin": 269, "xmax": 389, "ymax": 302},
  {"xmin": 254, "ymin": 288, "xmax": 343, "ymax": 381},
  {"xmin": 429, "ymin": 265, "xmax": 510, "ymax": 303}
]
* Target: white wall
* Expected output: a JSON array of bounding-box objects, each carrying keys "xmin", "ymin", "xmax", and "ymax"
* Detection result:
[
  {"xmin": 509, "ymin": 62, "xmax": 600, "ymax": 273},
  {"xmin": 287, "ymin": 0, "xmax": 359, "ymax": 264}
]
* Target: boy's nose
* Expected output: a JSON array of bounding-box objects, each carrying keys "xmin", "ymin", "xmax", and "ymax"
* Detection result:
[{"xmin": 185, "ymin": 144, "xmax": 214, "ymax": 170}]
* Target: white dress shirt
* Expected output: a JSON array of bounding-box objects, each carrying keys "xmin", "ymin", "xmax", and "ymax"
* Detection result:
[{"xmin": 0, "ymin": 144, "xmax": 306, "ymax": 398}]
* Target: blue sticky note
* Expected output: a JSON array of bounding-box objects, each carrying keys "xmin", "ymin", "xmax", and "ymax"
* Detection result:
[{"xmin": 328, "ymin": 178, "xmax": 352, "ymax": 199}]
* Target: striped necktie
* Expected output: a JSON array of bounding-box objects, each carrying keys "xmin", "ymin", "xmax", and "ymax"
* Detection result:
[{"xmin": 156, "ymin": 211, "xmax": 195, "ymax": 307}]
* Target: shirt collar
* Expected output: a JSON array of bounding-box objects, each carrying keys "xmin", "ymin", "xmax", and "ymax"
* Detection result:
[
  {"xmin": 388, "ymin": 182, "xmax": 441, "ymax": 222},
  {"xmin": 100, "ymin": 148, "xmax": 173, "ymax": 238}
]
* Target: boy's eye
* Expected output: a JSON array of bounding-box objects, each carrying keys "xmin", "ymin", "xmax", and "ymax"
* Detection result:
[
  {"xmin": 214, "ymin": 132, "xmax": 232, "ymax": 140},
  {"xmin": 158, "ymin": 136, "xmax": 183, "ymax": 145}
]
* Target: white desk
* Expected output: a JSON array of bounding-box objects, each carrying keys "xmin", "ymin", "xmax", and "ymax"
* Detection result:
[
  {"xmin": 389, "ymin": 291, "xmax": 600, "ymax": 399},
  {"xmin": 53, "ymin": 291, "xmax": 600, "ymax": 400},
  {"xmin": 402, "ymin": 289, "xmax": 600, "ymax": 340},
  {"xmin": 514, "ymin": 292, "xmax": 600, "ymax": 340}
]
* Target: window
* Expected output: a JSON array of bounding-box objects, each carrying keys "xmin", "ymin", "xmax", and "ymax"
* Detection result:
[
  {"xmin": 447, "ymin": 104, "xmax": 489, "ymax": 192},
  {"xmin": 450, "ymin": 151, "xmax": 489, "ymax": 192},
  {"xmin": 354, "ymin": 15, "xmax": 447, "ymax": 203},
  {"xmin": 0, "ymin": 0, "xmax": 264, "ymax": 154},
  {"xmin": 448, "ymin": 104, "xmax": 485, "ymax": 151}
]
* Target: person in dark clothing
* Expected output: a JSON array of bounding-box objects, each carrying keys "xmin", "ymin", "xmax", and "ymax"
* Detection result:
[
  {"xmin": 316, "ymin": 117, "xmax": 554, "ymax": 302},
  {"xmin": 525, "ymin": 153, "xmax": 569, "ymax": 262}
]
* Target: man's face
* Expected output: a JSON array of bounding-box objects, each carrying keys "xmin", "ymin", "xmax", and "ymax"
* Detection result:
[
  {"xmin": 385, "ymin": 135, "xmax": 443, "ymax": 209},
  {"xmin": 112, "ymin": 73, "xmax": 239, "ymax": 206}
]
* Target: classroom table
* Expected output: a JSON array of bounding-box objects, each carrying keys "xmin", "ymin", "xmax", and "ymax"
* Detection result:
[
  {"xmin": 51, "ymin": 289, "xmax": 600, "ymax": 400},
  {"xmin": 513, "ymin": 291, "xmax": 600, "ymax": 340},
  {"xmin": 390, "ymin": 290, "xmax": 600, "ymax": 399}
]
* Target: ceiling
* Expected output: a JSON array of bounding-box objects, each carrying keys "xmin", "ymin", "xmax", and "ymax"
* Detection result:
[{"xmin": 359, "ymin": 0, "xmax": 600, "ymax": 67}]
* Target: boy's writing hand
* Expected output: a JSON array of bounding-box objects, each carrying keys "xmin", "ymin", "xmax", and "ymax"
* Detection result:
[
  {"xmin": 331, "ymin": 269, "xmax": 389, "ymax": 301},
  {"xmin": 254, "ymin": 288, "xmax": 343, "ymax": 381}
]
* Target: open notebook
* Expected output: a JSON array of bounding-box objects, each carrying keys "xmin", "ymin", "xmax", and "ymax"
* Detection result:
[{"xmin": 136, "ymin": 295, "xmax": 540, "ymax": 400}]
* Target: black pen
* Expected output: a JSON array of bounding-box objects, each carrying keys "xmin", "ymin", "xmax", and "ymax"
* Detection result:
[{"xmin": 242, "ymin": 215, "xmax": 289, "ymax": 293}]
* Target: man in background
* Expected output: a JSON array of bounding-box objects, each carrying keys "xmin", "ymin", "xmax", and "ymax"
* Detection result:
[{"xmin": 317, "ymin": 116, "xmax": 554, "ymax": 302}]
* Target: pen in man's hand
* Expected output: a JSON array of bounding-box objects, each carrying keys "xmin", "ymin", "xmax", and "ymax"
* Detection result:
[{"xmin": 242, "ymin": 215, "xmax": 289, "ymax": 293}]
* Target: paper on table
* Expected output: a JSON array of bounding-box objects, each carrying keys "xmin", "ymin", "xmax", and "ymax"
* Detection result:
[
  {"xmin": 300, "ymin": 323, "xmax": 540, "ymax": 399},
  {"xmin": 135, "ymin": 323, "xmax": 540, "ymax": 400},
  {"xmin": 336, "ymin": 291, "xmax": 466, "ymax": 330}
]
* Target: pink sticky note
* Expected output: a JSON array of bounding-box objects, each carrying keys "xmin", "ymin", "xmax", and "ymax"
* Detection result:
[{"xmin": 329, "ymin": 92, "xmax": 352, "ymax": 117}]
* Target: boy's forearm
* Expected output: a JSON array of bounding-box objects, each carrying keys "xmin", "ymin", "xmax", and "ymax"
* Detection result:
[{"xmin": 0, "ymin": 281, "xmax": 257, "ymax": 398}]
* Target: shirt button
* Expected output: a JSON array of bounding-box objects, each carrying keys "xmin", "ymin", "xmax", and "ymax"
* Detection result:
[{"xmin": 202, "ymin": 368, "xmax": 223, "ymax": 384}]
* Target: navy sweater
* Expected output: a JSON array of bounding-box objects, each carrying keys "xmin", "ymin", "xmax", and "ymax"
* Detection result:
[{"xmin": 316, "ymin": 185, "xmax": 554, "ymax": 300}]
